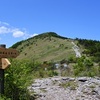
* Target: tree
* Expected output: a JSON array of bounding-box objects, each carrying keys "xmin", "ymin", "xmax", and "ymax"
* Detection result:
[{"xmin": 84, "ymin": 58, "xmax": 93, "ymax": 71}]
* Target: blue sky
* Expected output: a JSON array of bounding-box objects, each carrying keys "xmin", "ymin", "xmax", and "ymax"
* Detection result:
[{"xmin": 0, "ymin": 0, "xmax": 100, "ymax": 47}]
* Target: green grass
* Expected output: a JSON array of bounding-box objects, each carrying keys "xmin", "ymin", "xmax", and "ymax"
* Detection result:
[
  {"xmin": 15, "ymin": 34, "xmax": 75, "ymax": 62},
  {"xmin": 59, "ymin": 81, "xmax": 78, "ymax": 90}
]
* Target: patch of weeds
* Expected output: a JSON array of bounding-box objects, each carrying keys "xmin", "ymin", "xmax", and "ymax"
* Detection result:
[
  {"xmin": 52, "ymin": 80, "xmax": 57, "ymax": 85},
  {"xmin": 40, "ymin": 88, "xmax": 47, "ymax": 93},
  {"xmin": 59, "ymin": 81, "xmax": 78, "ymax": 90},
  {"xmin": 89, "ymin": 85, "xmax": 96, "ymax": 89}
]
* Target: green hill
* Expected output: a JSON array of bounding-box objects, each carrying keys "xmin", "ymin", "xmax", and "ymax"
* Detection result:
[{"xmin": 12, "ymin": 32, "xmax": 77, "ymax": 62}]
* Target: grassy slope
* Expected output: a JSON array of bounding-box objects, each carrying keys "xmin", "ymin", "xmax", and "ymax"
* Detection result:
[{"xmin": 12, "ymin": 32, "xmax": 76, "ymax": 62}]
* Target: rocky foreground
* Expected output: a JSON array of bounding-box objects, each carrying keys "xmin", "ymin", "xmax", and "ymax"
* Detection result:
[{"xmin": 28, "ymin": 77, "xmax": 100, "ymax": 100}]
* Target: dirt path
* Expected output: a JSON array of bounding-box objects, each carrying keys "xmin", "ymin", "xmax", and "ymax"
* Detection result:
[{"xmin": 71, "ymin": 41, "xmax": 81, "ymax": 57}]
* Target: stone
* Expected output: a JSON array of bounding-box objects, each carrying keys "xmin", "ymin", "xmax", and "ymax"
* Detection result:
[
  {"xmin": 78, "ymin": 77, "xmax": 87, "ymax": 82},
  {"xmin": 28, "ymin": 77, "xmax": 100, "ymax": 100},
  {"xmin": 32, "ymin": 83, "xmax": 41, "ymax": 87}
]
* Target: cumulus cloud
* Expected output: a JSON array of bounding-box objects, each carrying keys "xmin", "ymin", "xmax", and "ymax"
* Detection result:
[
  {"xmin": 30, "ymin": 33, "xmax": 38, "ymax": 37},
  {"xmin": 12, "ymin": 29, "xmax": 25, "ymax": 38},
  {"xmin": 0, "ymin": 21, "xmax": 39, "ymax": 39},
  {"xmin": 0, "ymin": 21, "xmax": 27, "ymax": 38},
  {"xmin": 0, "ymin": 26, "xmax": 11, "ymax": 34}
]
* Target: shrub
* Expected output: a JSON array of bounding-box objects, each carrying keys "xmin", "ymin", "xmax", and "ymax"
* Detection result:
[{"xmin": 4, "ymin": 59, "xmax": 38, "ymax": 99}]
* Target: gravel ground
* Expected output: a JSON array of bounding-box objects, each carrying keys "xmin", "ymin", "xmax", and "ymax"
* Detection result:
[{"xmin": 28, "ymin": 76, "xmax": 100, "ymax": 100}]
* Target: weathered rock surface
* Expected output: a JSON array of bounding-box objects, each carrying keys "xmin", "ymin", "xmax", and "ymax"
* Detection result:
[{"xmin": 28, "ymin": 77, "xmax": 100, "ymax": 100}]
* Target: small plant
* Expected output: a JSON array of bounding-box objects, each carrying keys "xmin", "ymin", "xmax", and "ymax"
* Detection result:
[
  {"xmin": 40, "ymin": 88, "xmax": 47, "ymax": 93},
  {"xmin": 89, "ymin": 85, "xmax": 96, "ymax": 89},
  {"xmin": 60, "ymin": 81, "xmax": 78, "ymax": 90}
]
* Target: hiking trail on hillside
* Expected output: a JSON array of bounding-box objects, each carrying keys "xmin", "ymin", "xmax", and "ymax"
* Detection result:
[{"xmin": 71, "ymin": 41, "xmax": 81, "ymax": 57}]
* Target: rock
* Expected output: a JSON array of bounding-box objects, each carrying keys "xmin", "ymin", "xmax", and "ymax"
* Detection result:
[
  {"xmin": 62, "ymin": 77, "xmax": 69, "ymax": 81},
  {"xmin": 32, "ymin": 83, "xmax": 41, "ymax": 87},
  {"xmin": 69, "ymin": 78, "xmax": 75, "ymax": 81},
  {"xmin": 78, "ymin": 77, "xmax": 87, "ymax": 82},
  {"xmin": 91, "ymin": 90, "xmax": 98, "ymax": 95},
  {"xmin": 96, "ymin": 95, "xmax": 100, "ymax": 99},
  {"xmin": 28, "ymin": 77, "xmax": 100, "ymax": 100}
]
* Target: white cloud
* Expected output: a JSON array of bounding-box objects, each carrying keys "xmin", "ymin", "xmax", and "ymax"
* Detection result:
[
  {"xmin": 0, "ymin": 21, "xmax": 38, "ymax": 39},
  {"xmin": 0, "ymin": 21, "xmax": 9, "ymax": 26},
  {"xmin": 30, "ymin": 33, "xmax": 38, "ymax": 37},
  {"xmin": 0, "ymin": 22, "xmax": 26, "ymax": 38},
  {"xmin": 0, "ymin": 26, "xmax": 11, "ymax": 34},
  {"xmin": 12, "ymin": 29, "xmax": 25, "ymax": 38},
  {"xmin": 0, "ymin": 25, "xmax": 26, "ymax": 38},
  {"xmin": 22, "ymin": 33, "xmax": 38, "ymax": 39}
]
